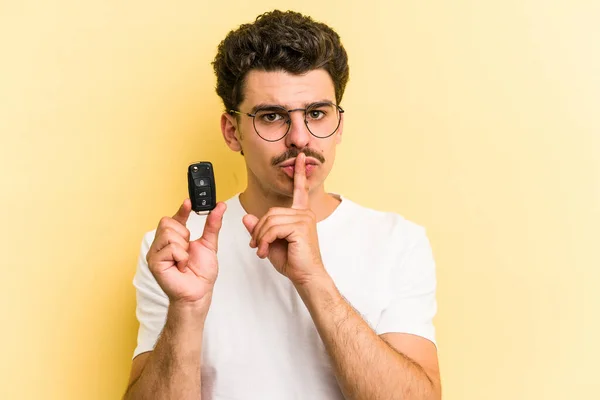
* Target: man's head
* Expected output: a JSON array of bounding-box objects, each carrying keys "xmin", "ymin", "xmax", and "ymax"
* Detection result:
[{"xmin": 212, "ymin": 10, "xmax": 349, "ymax": 198}]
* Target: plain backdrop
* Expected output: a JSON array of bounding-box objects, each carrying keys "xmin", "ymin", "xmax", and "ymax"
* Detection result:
[{"xmin": 1, "ymin": 1, "xmax": 599, "ymax": 399}]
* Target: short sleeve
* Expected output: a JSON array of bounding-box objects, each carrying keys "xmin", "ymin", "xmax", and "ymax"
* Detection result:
[
  {"xmin": 132, "ymin": 230, "xmax": 169, "ymax": 359},
  {"xmin": 375, "ymin": 227, "xmax": 438, "ymax": 346}
]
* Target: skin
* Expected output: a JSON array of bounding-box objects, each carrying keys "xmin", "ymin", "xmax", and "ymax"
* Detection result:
[{"xmin": 124, "ymin": 69, "xmax": 441, "ymax": 400}]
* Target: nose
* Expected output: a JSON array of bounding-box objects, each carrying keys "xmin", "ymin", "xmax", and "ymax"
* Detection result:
[{"xmin": 284, "ymin": 110, "xmax": 311, "ymax": 149}]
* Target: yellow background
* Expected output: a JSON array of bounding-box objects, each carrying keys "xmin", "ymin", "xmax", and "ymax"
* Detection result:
[{"xmin": 1, "ymin": 1, "xmax": 598, "ymax": 399}]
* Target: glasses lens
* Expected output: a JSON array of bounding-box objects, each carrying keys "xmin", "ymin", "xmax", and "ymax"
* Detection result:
[
  {"xmin": 254, "ymin": 109, "xmax": 290, "ymax": 141},
  {"xmin": 305, "ymin": 103, "xmax": 340, "ymax": 138}
]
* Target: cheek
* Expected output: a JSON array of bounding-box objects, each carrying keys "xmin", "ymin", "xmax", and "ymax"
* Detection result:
[
  {"xmin": 321, "ymin": 142, "xmax": 337, "ymax": 163},
  {"xmin": 332, "ymin": 128, "xmax": 343, "ymax": 145},
  {"xmin": 244, "ymin": 142, "xmax": 282, "ymax": 172}
]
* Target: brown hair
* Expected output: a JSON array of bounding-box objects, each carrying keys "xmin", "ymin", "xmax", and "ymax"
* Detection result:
[{"xmin": 212, "ymin": 10, "xmax": 349, "ymax": 112}]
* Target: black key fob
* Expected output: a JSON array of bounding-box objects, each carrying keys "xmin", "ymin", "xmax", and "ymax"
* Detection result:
[{"xmin": 187, "ymin": 161, "xmax": 216, "ymax": 214}]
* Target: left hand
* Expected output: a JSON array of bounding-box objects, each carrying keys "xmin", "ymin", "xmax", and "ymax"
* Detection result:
[{"xmin": 242, "ymin": 153, "xmax": 326, "ymax": 285}]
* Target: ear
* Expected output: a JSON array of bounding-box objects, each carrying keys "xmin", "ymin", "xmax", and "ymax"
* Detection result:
[
  {"xmin": 221, "ymin": 112, "xmax": 243, "ymax": 152},
  {"xmin": 335, "ymin": 111, "xmax": 344, "ymax": 144}
]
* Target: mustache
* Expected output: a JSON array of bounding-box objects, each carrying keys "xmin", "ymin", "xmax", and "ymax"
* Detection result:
[{"xmin": 271, "ymin": 148, "xmax": 325, "ymax": 166}]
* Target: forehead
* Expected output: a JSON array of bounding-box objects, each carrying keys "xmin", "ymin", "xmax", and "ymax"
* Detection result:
[{"xmin": 241, "ymin": 69, "xmax": 336, "ymax": 110}]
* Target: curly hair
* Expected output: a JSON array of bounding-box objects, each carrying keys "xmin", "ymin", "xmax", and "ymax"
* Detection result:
[{"xmin": 212, "ymin": 10, "xmax": 349, "ymax": 112}]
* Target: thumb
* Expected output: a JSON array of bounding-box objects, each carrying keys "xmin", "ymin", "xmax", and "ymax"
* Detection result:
[
  {"xmin": 195, "ymin": 202, "xmax": 227, "ymax": 251},
  {"xmin": 242, "ymin": 214, "xmax": 259, "ymax": 235}
]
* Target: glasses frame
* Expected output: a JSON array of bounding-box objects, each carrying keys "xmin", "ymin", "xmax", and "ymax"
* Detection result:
[{"xmin": 229, "ymin": 102, "xmax": 345, "ymax": 142}]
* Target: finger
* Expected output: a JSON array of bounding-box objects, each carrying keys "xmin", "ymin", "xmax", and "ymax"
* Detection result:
[
  {"xmin": 149, "ymin": 227, "xmax": 190, "ymax": 257},
  {"xmin": 157, "ymin": 216, "xmax": 191, "ymax": 242},
  {"xmin": 150, "ymin": 242, "xmax": 190, "ymax": 273},
  {"xmin": 242, "ymin": 213, "xmax": 259, "ymax": 237},
  {"xmin": 256, "ymin": 223, "xmax": 295, "ymax": 258},
  {"xmin": 172, "ymin": 198, "xmax": 192, "ymax": 226},
  {"xmin": 252, "ymin": 214, "xmax": 304, "ymax": 249},
  {"xmin": 250, "ymin": 208, "xmax": 297, "ymax": 247},
  {"xmin": 194, "ymin": 202, "xmax": 227, "ymax": 252},
  {"xmin": 292, "ymin": 153, "xmax": 309, "ymax": 209}
]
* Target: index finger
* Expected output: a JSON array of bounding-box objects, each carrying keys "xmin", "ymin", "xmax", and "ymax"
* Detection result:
[
  {"xmin": 172, "ymin": 198, "xmax": 192, "ymax": 226},
  {"xmin": 292, "ymin": 153, "xmax": 309, "ymax": 209}
]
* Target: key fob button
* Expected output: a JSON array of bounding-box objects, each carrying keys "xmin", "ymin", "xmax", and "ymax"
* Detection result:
[
  {"xmin": 195, "ymin": 187, "xmax": 211, "ymax": 199},
  {"xmin": 194, "ymin": 178, "xmax": 210, "ymax": 187}
]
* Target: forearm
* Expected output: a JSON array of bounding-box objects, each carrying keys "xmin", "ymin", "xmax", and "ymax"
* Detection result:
[
  {"xmin": 124, "ymin": 301, "xmax": 208, "ymax": 400},
  {"xmin": 296, "ymin": 277, "xmax": 438, "ymax": 400}
]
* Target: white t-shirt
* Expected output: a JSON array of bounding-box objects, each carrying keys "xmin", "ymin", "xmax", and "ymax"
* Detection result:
[{"xmin": 133, "ymin": 193, "xmax": 437, "ymax": 400}]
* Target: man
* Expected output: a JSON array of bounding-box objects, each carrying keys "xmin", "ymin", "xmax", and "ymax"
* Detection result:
[{"xmin": 124, "ymin": 10, "xmax": 441, "ymax": 400}]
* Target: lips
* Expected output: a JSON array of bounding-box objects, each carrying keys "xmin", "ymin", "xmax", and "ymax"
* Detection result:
[
  {"xmin": 280, "ymin": 159, "xmax": 318, "ymax": 178},
  {"xmin": 281, "ymin": 165, "xmax": 316, "ymax": 178},
  {"xmin": 278, "ymin": 156, "xmax": 319, "ymax": 168}
]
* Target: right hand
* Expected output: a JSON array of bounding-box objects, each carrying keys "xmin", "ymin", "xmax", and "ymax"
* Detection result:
[{"xmin": 146, "ymin": 198, "xmax": 227, "ymax": 307}]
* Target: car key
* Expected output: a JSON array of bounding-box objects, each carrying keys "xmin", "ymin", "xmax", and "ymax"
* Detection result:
[{"xmin": 187, "ymin": 161, "xmax": 216, "ymax": 214}]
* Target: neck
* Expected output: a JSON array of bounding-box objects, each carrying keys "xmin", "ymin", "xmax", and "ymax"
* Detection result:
[{"xmin": 239, "ymin": 180, "xmax": 341, "ymax": 222}]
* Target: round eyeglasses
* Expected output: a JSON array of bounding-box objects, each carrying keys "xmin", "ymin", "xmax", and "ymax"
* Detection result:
[{"xmin": 229, "ymin": 102, "xmax": 344, "ymax": 142}]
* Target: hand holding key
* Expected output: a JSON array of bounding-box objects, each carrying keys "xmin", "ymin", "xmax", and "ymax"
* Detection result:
[{"xmin": 146, "ymin": 199, "xmax": 227, "ymax": 308}]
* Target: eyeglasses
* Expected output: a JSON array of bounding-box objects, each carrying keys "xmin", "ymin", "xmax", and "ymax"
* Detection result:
[{"xmin": 229, "ymin": 101, "xmax": 344, "ymax": 142}]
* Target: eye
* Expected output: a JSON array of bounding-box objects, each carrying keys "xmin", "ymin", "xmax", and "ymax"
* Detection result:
[
  {"xmin": 264, "ymin": 113, "xmax": 279, "ymax": 122},
  {"xmin": 307, "ymin": 109, "xmax": 326, "ymax": 120},
  {"xmin": 257, "ymin": 111, "xmax": 286, "ymax": 123}
]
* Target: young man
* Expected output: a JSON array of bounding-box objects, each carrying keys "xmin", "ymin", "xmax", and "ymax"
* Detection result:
[{"xmin": 124, "ymin": 10, "xmax": 441, "ymax": 400}]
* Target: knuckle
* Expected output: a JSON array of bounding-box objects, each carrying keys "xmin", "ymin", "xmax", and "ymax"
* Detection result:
[
  {"xmin": 158, "ymin": 216, "xmax": 171, "ymax": 228},
  {"xmin": 268, "ymin": 207, "xmax": 283, "ymax": 215},
  {"xmin": 168, "ymin": 242, "xmax": 181, "ymax": 252},
  {"xmin": 147, "ymin": 251, "xmax": 159, "ymax": 268},
  {"xmin": 162, "ymin": 242, "xmax": 174, "ymax": 253}
]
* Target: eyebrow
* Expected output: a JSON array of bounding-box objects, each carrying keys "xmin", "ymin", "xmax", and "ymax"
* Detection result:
[{"xmin": 250, "ymin": 99, "xmax": 335, "ymax": 114}]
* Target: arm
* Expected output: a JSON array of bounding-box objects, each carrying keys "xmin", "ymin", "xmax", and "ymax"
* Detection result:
[
  {"xmin": 244, "ymin": 154, "xmax": 440, "ymax": 400},
  {"xmin": 124, "ymin": 199, "xmax": 227, "ymax": 399},
  {"xmin": 295, "ymin": 276, "xmax": 441, "ymax": 400},
  {"xmin": 124, "ymin": 301, "xmax": 209, "ymax": 400}
]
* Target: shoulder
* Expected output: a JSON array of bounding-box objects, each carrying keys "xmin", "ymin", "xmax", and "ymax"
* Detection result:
[{"xmin": 338, "ymin": 195, "xmax": 428, "ymax": 247}]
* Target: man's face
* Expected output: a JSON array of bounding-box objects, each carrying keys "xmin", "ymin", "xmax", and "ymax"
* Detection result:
[{"xmin": 224, "ymin": 69, "xmax": 343, "ymax": 198}]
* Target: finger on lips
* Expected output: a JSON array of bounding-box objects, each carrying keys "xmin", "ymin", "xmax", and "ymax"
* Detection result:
[
  {"xmin": 292, "ymin": 153, "xmax": 309, "ymax": 210},
  {"xmin": 247, "ymin": 152, "xmax": 311, "ymax": 256}
]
